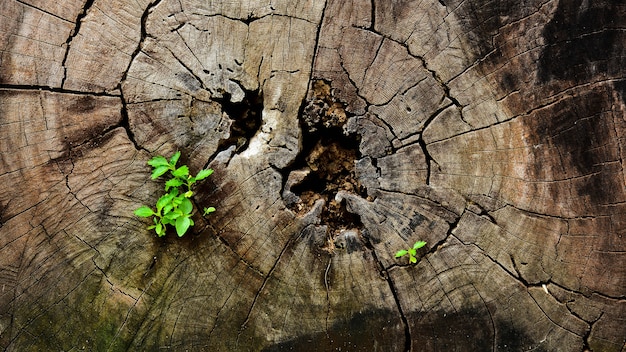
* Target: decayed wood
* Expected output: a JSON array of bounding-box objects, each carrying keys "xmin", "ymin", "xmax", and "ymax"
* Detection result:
[{"xmin": 1, "ymin": 0, "xmax": 625, "ymax": 351}]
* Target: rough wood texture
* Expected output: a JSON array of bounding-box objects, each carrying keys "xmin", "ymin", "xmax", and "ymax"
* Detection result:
[{"xmin": 1, "ymin": 0, "xmax": 625, "ymax": 351}]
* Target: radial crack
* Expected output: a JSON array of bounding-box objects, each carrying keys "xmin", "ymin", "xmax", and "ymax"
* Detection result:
[
  {"xmin": 119, "ymin": 0, "xmax": 164, "ymax": 86},
  {"xmin": 59, "ymin": 157, "xmax": 93, "ymax": 213},
  {"xmin": 15, "ymin": 0, "xmax": 73, "ymax": 22},
  {"xmin": 369, "ymin": 0, "xmax": 376, "ymax": 30},
  {"xmin": 456, "ymin": 231, "xmax": 536, "ymax": 289},
  {"xmin": 306, "ymin": 0, "xmax": 328, "ymax": 85},
  {"xmin": 583, "ymin": 312, "xmax": 603, "ymax": 351},
  {"xmin": 61, "ymin": 0, "xmax": 96, "ymax": 88},
  {"xmin": 323, "ymin": 257, "xmax": 332, "ymax": 335},
  {"xmin": 118, "ymin": 91, "xmax": 144, "ymax": 152},
  {"xmin": 0, "ymin": 84, "xmax": 121, "ymax": 96},
  {"xmin": 361, "ymin": 234, "xmax": 411, "ymax": 352}
]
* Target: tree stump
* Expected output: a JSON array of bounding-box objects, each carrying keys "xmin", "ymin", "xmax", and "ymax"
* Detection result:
[{"xmin": 1, "ymin": 0, "xmax": 625, "ymax": 351}]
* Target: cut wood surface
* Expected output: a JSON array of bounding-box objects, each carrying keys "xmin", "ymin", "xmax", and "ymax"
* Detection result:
[{"xmin": 1, "ymin": 0, "xmax": 625, "ymax": 351}]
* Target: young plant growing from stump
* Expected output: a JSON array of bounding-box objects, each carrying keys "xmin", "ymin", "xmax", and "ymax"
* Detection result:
[
  {"xmin": 395, "ymin": 241, "xmax": 427, "ymax": 264},
  {"xmin": 134, "ymin": 151, "xmax": 215, "ymax": 237}
]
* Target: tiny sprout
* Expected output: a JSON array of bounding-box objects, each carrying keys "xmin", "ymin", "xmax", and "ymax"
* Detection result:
[
  {"xmin": 203, "ymin": 207, "xmax": 216, "ymax": 216},
  {"xmin": 395, "ymin": 241, "xmax": 427, "ymax": 264}
]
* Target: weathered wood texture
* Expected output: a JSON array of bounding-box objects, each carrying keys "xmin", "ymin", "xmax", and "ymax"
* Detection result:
[{"xmin": 1, "ymin": 0, "xmax": 625, "ymax": 351}]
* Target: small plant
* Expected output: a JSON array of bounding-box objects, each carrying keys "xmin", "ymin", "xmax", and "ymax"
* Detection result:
[
  {"xmin": 395, "ymin": 241, "xmax": 427, "ymax": 264},
  {"xmin": 134, "ymin": 151, "xmax": 215, "ymax": 237}
]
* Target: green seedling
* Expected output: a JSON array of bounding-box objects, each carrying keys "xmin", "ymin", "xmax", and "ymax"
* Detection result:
[
  {"xmin": 134, "ymin": 151, "xmax": 215, "ymax": 237},
  {"xmin": 395, "ymin": 241, "xmax": 427, "ymax": 264}
]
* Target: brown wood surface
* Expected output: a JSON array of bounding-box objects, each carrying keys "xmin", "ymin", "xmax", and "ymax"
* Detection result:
[{"xmin": 1, "ymin": 0, "xmax": 625, "ymax": 351}]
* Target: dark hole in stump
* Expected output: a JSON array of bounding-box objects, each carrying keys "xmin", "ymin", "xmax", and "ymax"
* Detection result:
[
  {"xmin": 215, "ymin": 89, "xmax": 263, "ymax": 154},
  {"xmin": 286, "ymin": 80, "xmax": 368, "ymax": 249}
]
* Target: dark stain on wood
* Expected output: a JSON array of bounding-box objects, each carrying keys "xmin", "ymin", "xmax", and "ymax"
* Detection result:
[
  {"xmin": 175, "ymin": 71, "xmax": 202, "ymax": 91},
  {"xmin": 410, "ymin": 308, "xmax": 539, "ymax": 351},
  {"xmin": 614, "ymin": 78, "xmax": 626, "ymax": 104},
  {"xmin": 48, "ymin": 125, "xmax": 120, "ymax": 165},
  {"xmin": 539, "ymin": 0, "xmax": 625, "ymax": 83},
  {"xmin": 500, "ymin": 72, "xmax": 517, "ymax": 93},
  {"xmin": 261, "ymin": 309, "xmax": 403, "ymax": 351},
  {"xmin": 401, "ymin": 212, "xmax": 427, "ymax": 239},
  {"xmin": 526, "ymin": 86, "xmax": 618, "ymax": 206},
  {"xmin": 427, "ymin": 0, "xmax": 535, "ymax": 60},
  {"xmin": 68, "ymin": 95, "xmax": 97, "ymax": 113}
]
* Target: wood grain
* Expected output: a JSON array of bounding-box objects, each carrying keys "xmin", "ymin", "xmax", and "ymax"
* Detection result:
[{"xmin": 1, "ymin": 0, "xmax": 624, "ymax": 350}]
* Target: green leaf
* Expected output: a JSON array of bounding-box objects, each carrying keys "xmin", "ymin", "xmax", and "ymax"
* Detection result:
[
  {"xmin": 170, "ymin": 193, "xmax": 185, "ymax": 207},
  {"xmin": 155, "ymin": 222, "xmax": 163, "ymax": 236},
  {"xmin": 156, "ymin": 192, "xmax": 175, "ymax": 212},
  {"xmin": 151, "ymin": 165, "xmax": 169, "ymax": 179},
  {"xmin": 413, "ymin": 241, "xmax": 427, "ymax": 250},
  {"xmin": 172, "ymin": 165, "xmax": 189, "ymax": 178},
  {"xmin": 165, "ymin": 178, "xmax": 184, "ymax": 191},
  {"xmin": 179, "ymin": 197, "xmax": 193, "ymax": 215},
  {"xmin": 134, "ymin": 206, "xmax": 154, "ymax": 217},
  {"xmin": 175, "ymin": 216, "xmax": 191, "ymax": 237},
  {"xmin": 395, "ymin": 249, "xmax": 409, "ymax": 258},
  {"xmin": 147, "ymin": 156, "xmax": 168, "ymax": 168},
  {"xmin": 163, "ymin": 211, "xmax": 181, "ymax": 222},
  {"xmin": 169, "ymin": 151, "xmax": 181, "ymax": 167},
  {"xmin": 409, "ymin": 256, "xmax": 417, "ymax": 264},
  {"xmin": 163, "ymin": 203, "xmax": 174, "ymax": 215},
  {"xmin": 203, "ymin": 207, "xmax": 216, "ymax": 215},
  {"xmin": 409, "ymin": 248, "xmax": 416, "ymax": 257},
  {"xmin": 195, "ymin": 169, "xmax": 214, "ymax": 181}
]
